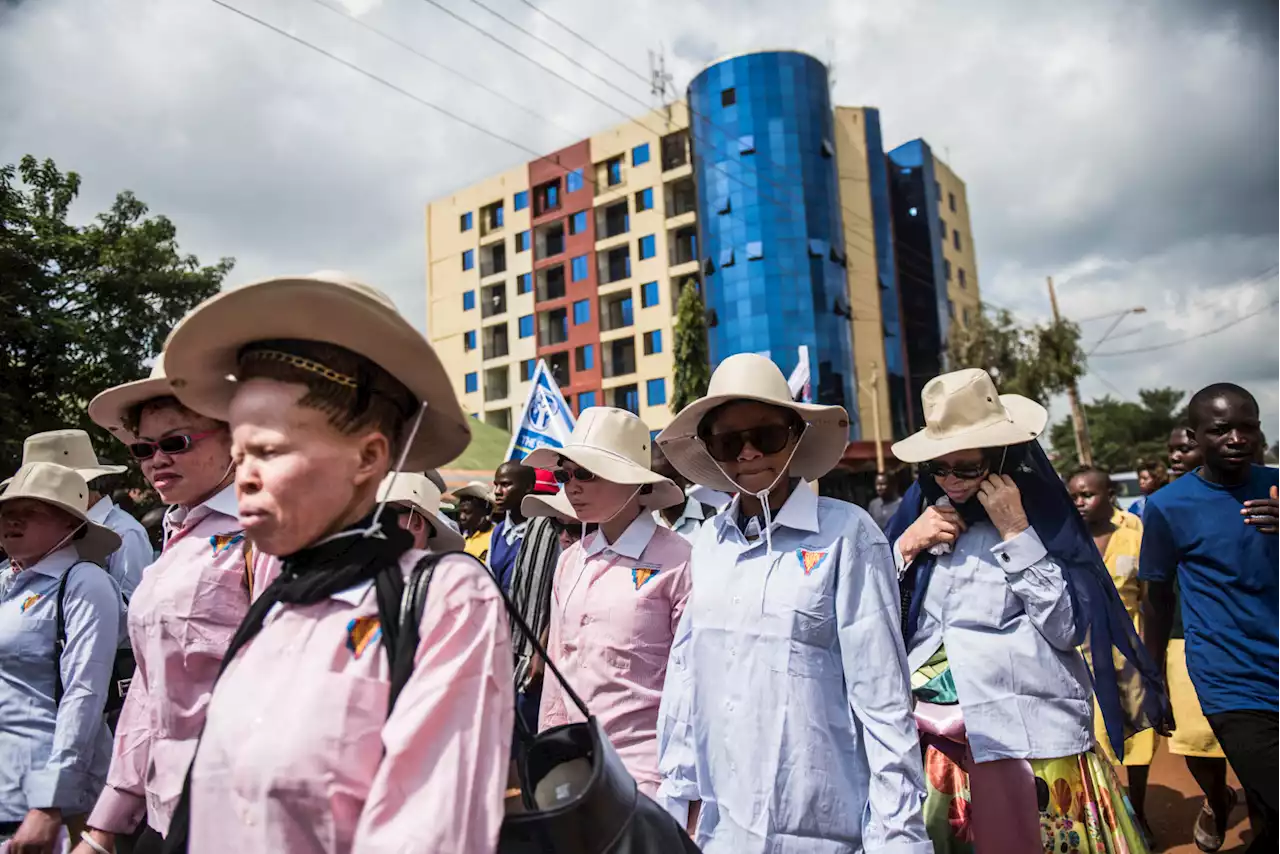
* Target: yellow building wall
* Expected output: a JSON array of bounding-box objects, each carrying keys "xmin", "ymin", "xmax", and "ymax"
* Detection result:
[{"xmin": 933, "ymin": 156, "xmax": 982, "ymax": 331}]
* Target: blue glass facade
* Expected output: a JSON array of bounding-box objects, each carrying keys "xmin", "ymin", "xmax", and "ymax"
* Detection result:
[{"xmin": 688, "ymin": 51, "xmax": 858, "ymax": 434}]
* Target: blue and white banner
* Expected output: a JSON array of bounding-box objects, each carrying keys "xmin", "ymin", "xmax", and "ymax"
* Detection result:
[
  {"xmin": 787, "ymin": 345, "xmax": 812, "ymax": 403},
  {"xmin": 506, "ymin": 359, "xmax": 576, "ymax": 462}
]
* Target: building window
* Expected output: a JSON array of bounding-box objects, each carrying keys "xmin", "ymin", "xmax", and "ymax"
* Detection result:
[
  {"xmin": 807, "ymin": 239, "xmax": 824, "ymax": 257},
  {"xmin": 640, "ymin": 281, "xmax": 659, "ymax": 307},
  {"xmin": 949, "ymin": 192, "xmax": 957, "ymax": 212},
  {"xmin": 958, "ymin": 268, "xmax": 967, "ymax": 289},
  {"xmin": 460, "ymin": 211, "xmax": 473, "ymax": 231},
  {"xmin": 646, "ymin": 378, "xmax": 666, "ymax": 407},
  {"xmin": 638, "ymin": 234, "xmax": 656, "ymax": 260},
  {"xmin": 635, "ymin": 187, "xmax": 653, "ymax": 212},
  {"xmin": 573, "ymin": 299, "xmax": 591, "ymax": 325},
  {"xmin": 606, "ymin": 156, "xmax": 623, "ymax": 187},
  {"xmin": 514, "ymin": 190, "xmax": 529, "ymax": 211},
  {"xmin": 719, "ymin": 247, "xmax": 735, "ymax": 267},
  {"xmin": 963, "ymin": 307, "xmax": 972, "ymax": 327},
  {"xmin": 939, "ymin": 218, "xmax": 947, "ymax": 243},
  {"xmin": 716, "ymin": 194, "xmax": 731, "ymax": 215},
  {"xmin": 632, "ymin": 143, "xmax": 650, "ymax": 167},
  {"xmin": 569, "ymin": 210, "xmax": 588, "ymax": 235},
  {"xmin": 578, "ymin": 390, "xmax": 597, "ymax": 410},
  {"xmin": 746, "ymin": 241, "xmax": 763, "ymax": 260},
  {"xmin": 721, "ymin": 87, "xmax": 736, "ymax": 107},
  {"xmin": 821, "ymin": 139, "xmax": 834, "ymax": 158},
  {"xmin": 465, "ymin": 372, "xmax": 478, "ymax": 394},
  {"xmin": 535, "ymin": 179, "xmax": 561, "ymax": 215},
  {"xmin": 935, "ymin": 180, "xmax": 942, "ymax": 200},
  {"xmin": 521, "ymin": 359, "xmax": 535, "ymax": 381},
  {"xmin": 566, "ymin": 168, "xmax": 584, "ymax": 193},
  {"xmin": 738, "ymin": 135, "xmax": 755, "ymax": 155},
  {"xmin": 462, "ymin": 250, "xmax": 475, "ymax": 271},
  {"xmin": 571, "ymin": 254, "xmax": 589, "ymax": 282},
  {"xmin": 944, "ymin": 258, "xmax": 952, "ymax": 281},
  {"xmin": 618, "ymin": 384, "xmax": 640, "ymax": 414},
  {"xmin": 575, "ymin": 344, "xmax": 595, "ymax": 371},
  {"xmin": 462, "ymin": 290, "xmax": 476, "ymax": 310},
  {"xmin": 515, "ymin": 230, "xmax": 531, "ymax": 252},
  {"xmin": 463, "ymin": 330, "xmax": 476, "ymax": 351},
  {"xmin": 517, "ymin": 272, "xmax": 532, "ymax": 294},
  {"xmin": 953, "ymin": 229, "xmax": 962, "ymax": 251},
  {"xmin": 518, "ymin": 314, "xmax": 534, "ymax": 338},
  {"xmin": 643, "ymin": 329, "xmax": 662, "ymax": 355}
]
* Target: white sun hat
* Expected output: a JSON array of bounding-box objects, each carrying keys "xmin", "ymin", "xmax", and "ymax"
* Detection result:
[
  {"xmin": 87, "ymin": 355, "xmax": 175, "ymax": 443},
  {"xmin": 453, "ymin": 481, "xmax": 495, "ymax": 506},
  {"xmin": 377, "ymin": 472, "xmax": 466, "ymax": 552},
  {"xmin": 524, "ymin": 407, "xmax": 683, "ymax": 510},
  {"xmin": 4, "ymin": 429, "xmax": 127, "ymax": 488},
  {"xmin": 0, "ymin": 463, "xmax": 122, "ymax": 563},
  {"xmin": 520, "ymin": 489, "xmax": 577, "ymax": 522},
  {"xmin": 656, "ymin": 353, "xmax": 850, "ymax": 492},
  {"xmin": 890, "ymin": 368, "xmax": 1048, "ymax": 464}
]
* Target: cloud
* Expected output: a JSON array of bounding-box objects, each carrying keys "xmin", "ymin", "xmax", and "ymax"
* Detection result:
[{"xmin": 2, "ymin": 0, "xmax": 1275, "ymax": 439}]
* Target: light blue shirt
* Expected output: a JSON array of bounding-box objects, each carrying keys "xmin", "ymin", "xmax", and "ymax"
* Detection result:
[
  {"xmin": 87, "ymin": 497, "xmax": 153, "ymax": 603},
  {"xmin": 657, "ymin": 483, "xmax": 930, "ymax": 854},
  {"xmin": 0, "ymin": 546, "xmax": 123, "ymax": 821},
  {"xmin": 900, "ymin": 521, "xmax": 1093, "ymax": 762}
]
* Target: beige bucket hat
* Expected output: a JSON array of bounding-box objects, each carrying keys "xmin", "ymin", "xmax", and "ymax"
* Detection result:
[
  {"xmin": 524, "ymin": 407, "xmax": 683, "ymax": 510},
  {"xmin": 160, "ymin": 271, "xmax": 469, "ymax": 472},
  {"xmin": 453, "ymin": 481, "xmax": 495, "ymax": 506},
  {"xmin": 656, "ymin": 353, "xmax": 850, "ymax": 492},
  {"xmin": 88, "ymin": 355, "xmax": 174, "ymax": 443},
  {"xmin": 520, "ymin": 489, "xmax": 577, "ymax": 522},
  {"xmin": 890, "ymin": 368, "xmax": 1048, "ymax": 464},
  {"xmin": 0, "ymin": 463, "xmax": 122, "ymax": 563},
  {"xmin": 4, "ymin": 430, "xmax": 126, "ymax": 488},
  {"xmin": 377, "ymin": 472, "xmax": 466, "ymax": 552}
]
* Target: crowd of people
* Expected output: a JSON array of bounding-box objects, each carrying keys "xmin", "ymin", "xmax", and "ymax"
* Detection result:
[{"xmin": 0, "ymin": 270, "xmax": 1275, "ymax": 854}]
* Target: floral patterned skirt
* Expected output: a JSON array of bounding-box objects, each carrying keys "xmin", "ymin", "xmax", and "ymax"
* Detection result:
[{"xmin": 923, "ymin": 744, "xmax": 1149, "ymax": 854}]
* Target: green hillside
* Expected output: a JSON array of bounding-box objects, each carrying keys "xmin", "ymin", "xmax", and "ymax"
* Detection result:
[{"xmin": 445, "ymin": 417, "xmax": 511, "ymax": 471}]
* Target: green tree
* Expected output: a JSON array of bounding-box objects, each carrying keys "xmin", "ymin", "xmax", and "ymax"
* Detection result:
[
  {"xmin": 1, "ymin": 155, "xmax": 232, "ymax": 473},
  {"xmin": 670, "ymin": 279, "xmax": 711, "ymax": 413},
  {"xmin": 1048, "ymin": 388, "xmax": 1187, "ymax": 473},
  {"xmin": 948, "ymin": 306, "xmax": 1085, "ymax": 406}
]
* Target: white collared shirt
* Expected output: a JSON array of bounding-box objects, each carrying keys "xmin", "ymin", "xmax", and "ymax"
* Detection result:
[
  {"xmin": 582, "ymin": 511, "xmax": 658, "ymax": 560},
  {"xmin": 163, "ymin": 483, "xmax": 239, "ymax": 548},
  {"xmin": 653, "ymin": 498, "xmax": 706, "ymax": 543},
  {"xmin": 500, "ymin": 512, "xmax": 528, "ymax": 547},
  {"xmin": 86, "ymin": 496, "xmax": 152, "ymax": 602}
]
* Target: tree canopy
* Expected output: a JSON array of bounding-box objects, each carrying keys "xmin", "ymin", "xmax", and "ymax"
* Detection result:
[
  {"xmin": 1049, "ymin": 387, "xmax": 1187, "ymax": 473},
  {"xmin": 1, "ymin": 155, "xmax": 232, "ymax": 473},
  {"xmin": 670, "ymin": 279, "xmax": 711, "ymax": 414},
  {"xmin": 948, "ymin": 306, "xmax": 1085, "ymax": 407}
]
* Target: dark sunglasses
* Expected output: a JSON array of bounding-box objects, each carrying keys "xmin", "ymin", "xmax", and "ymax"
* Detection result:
[
  {"xmin": 703, "ymin": 423, "xmax": 795, "ymax": 463},
  {"xmin": 553, "ymin": 467, "xmax": 597, "ymax": 484},
  {"xmin": 128, "ymin": 430, "xmax": 220, "ymax": 461},
  {"xmin": 920, "ymin": 460, "xmax": 989, "ymax": 481}
]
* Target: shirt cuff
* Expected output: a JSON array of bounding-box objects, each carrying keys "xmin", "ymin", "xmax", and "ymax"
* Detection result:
[
  {"xmin": 990, "ymin": 527, "xmax": 1047, "ymax": 574},
  {"xmin": 87, "ymin": 785, "xmax": 147, "ymax": 834},
  {"xmin": 655, "ymin": 791, "xmax": 690, "ymax": 827},
  {"xmin": 23, "ymin": 767, "xmax": 96, "ymax": 812}
]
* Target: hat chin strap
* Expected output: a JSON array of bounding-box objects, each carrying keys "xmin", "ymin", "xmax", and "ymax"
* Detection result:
[
  {"xmin": 709, "ymin": 424, "xmax": 808, "ymax": 556},
  {"xmin": 18, "ymin": 522, "xmax": 87, "ymax": 571},
  {"xmin": 581, "ymin": 485, "xmax": 644, "ymax": 548}
]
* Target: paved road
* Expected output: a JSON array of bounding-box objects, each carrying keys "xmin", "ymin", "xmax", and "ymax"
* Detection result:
[{"xmin": 1121, "ymin": 741, "xmax": 1251, "ymax": 853}]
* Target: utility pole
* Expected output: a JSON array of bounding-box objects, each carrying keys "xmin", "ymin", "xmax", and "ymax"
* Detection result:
[
  {"xmin": 860, "ymin": 362, "xmax": 885, "ymax": 474},
  {"xmin": 1047, "ymin": 276, "xmax": 1093, "ymax": 466}
]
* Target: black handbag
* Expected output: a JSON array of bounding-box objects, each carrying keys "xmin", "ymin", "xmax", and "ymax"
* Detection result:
[{"xmin": 56, "ymin": 561, "xmax": 136, "ymax": 718}]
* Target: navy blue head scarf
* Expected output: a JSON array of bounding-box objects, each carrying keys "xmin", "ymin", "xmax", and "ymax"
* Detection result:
[{"xmin": 886, "ymin": 441, "xmax": 1172, "ymax": 759}]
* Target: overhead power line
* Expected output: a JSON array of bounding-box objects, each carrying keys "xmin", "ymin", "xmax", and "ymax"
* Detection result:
[
  {"xmin": 513, "ymin": 0, "xmax": 652, "ymax": 87},
  {"xmin": 1090, "ymin": 299, "xmax": 1279, "ymax": 357}
]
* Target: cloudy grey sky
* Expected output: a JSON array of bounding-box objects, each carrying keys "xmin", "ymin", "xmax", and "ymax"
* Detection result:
[{"xmin": 3, "ymin": 0, "xmax": 1276, "ymax": 439}]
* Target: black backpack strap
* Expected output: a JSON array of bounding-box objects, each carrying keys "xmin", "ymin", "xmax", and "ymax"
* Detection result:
[
  {"xmin": 54, "ymin": 562, "xmax": 76, "ymax": 706},
  {"xmin": 378, "ymin": 552, "xmax": 445, "ymax": 717}
]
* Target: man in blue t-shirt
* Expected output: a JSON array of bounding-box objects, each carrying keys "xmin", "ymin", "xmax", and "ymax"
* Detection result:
[{"xmin": 1141, "ymin": 383, "xmax": 1278, "ymax": 852}]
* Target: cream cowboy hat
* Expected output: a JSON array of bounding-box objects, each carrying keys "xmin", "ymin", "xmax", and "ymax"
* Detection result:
[
  {"xmin": 524, "ymin": 407, "xmax": 684, "ymax": 510},
  {"xmin": 0, "ymin": 463, "xmax": 122, "ymax": 563},
  {"xmin": 88, "ymin": 355, "xmax": 175, "ymax": 443},
  {"xmin": 890, "ymin": 368, "xmax": 1048, "ymax": 464},
  {"xmin": 4, "ymin": 430, "xmax": 127, "ymax": 488},
  {"xmin": 520, "ymin": 489, "xmax": 577, "ymax": 522},
  {"xmin": 453, "ymin": 481, "xmax": 495, "ymax": 506},
  {"xmin": 656, "ymin": 353, "xmax": 850, "ymax": 492},
  {"xmin": 160, "ymin": 271, "xmax": 469, "ymax": 472},
  {"xmin": 377, "ymin": 472, "xmax": 466, "ymax": 552}
]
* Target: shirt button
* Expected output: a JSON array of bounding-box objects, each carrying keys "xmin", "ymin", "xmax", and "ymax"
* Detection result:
[
  {"xmin": 1000, "ymin": 552, "xmax": 1010, "ymax": 563},
  {"xmin": 732, "ymin": 596, "xmax": 740, "ymax": 605}
]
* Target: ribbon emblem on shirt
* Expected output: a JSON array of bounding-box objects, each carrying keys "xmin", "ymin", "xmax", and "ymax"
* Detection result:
[
  {"xmin": 346, "ymin": 616, "xmax": 382, "ymax": 659},
  {"xmin": 632, "ymin": 566, "xmax": 660, "ymax": 590},
  {"xmin": 796, "ymin": 549, "xmax": 828, "ymax": 576},
  {"xmin": 210, "ymin": 532, "xmax": 245, "ymax": 555},
  {"xmin": 20, "ymin": 593, "xmax": 40, "ymax": 613}
]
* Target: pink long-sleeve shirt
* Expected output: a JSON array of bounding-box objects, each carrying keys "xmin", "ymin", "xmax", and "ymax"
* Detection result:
[
  {"xmin": 188, "ymin": 550, "xmax": 514, "ymax": 854},
  {"xmin": 88, "ymin": 485, "xmax": 279, "ymax": 836},
  {"xmin": 538, "ymin": 513, "xmax": 691, "ymax": 795}
]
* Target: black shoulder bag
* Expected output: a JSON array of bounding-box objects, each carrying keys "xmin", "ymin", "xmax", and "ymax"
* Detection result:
[{"xmin": 56, "ymin": 562, "xmax": 137, "ymax": 718}]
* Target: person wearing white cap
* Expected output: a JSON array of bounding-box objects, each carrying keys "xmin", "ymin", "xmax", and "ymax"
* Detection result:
[
  {"xmin": 11, "ymin": 430, "xmax": 151, "ymax": 603},
  {"xmin": 653, "ymin": 353, "xmax": 930, "ymax": 853},
  {"xmin": 884, "ymin": 368, "xmax": 1167, "ymax": 852},
  {"xmin": 524, "ymin": 406, "xmax": 692, "ymax": 798},
  {"xmin": 376, "ymin": 472, "xmax": 465, "ymax": 553},
  {"xmin": 151, "ymin": 271, "xmax": 513, "ymax": 854},
  {"xmin": 0, "ymin": 463, "xmax": 124, "ymax": 851}
]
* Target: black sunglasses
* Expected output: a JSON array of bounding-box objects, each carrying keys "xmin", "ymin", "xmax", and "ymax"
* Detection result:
[
  {"xmin": 703, "ymin": 423, "xmax": 795, "ymax": 463},
  {"xmin": 920, "ymin": 460, "xmax": 989, "ymax": 481},
  {"xmin": 127, "ymin": 430, "xmax": 219, "ymax": 461},
  {"xmin": 553, "ymin": 467, "xmax": 597, "ymax": 484}
]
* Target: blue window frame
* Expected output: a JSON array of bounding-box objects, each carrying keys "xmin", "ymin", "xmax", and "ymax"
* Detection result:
[
  {"xmin": 516, "ymin": 230, "xmax": 531, "ymax": 252},
  {"xmin": 640, "ymin": 281, "xmax": 659, "ymax": 308},
  {"xmin": 635, "ymin": 187, "xmax": 653, "ymax": 212},
  {"xmin": 738, "ymin": 135, "xmax": 755, "ymax": 155},
  {"xmin": 632, "ymin": 143, "xmax": 650, "ymax": 167},
  {"xmin": 578, "ymin": 390, "xmax": 597, "ymax": 410},
  {"xmin": 576, "ymin": 344, "xmax": 595, "ymax": 371},
  {"xmin": 643, "ymin": 329, "xmax": 662, "ymax": 355},
  {"xmin": 571, "ymin": 255, "xmax": 589, "ymax": 282},
  {"xmin": 566, "ymin": 168, "xmax": 584, "ymax": 193},
  {"xmin": 460, "ymin": 212, "xmax": 473, "ymax": 231},
  {"xmin": 464, "ymin": 372, "xmax": 478, "ymax": 394},
  {"xmin": 521, "ymin": 359, "xmax": 535, "ymax": 381},
  {"xmin": 494, "ymin": 205, "xmax": 504, "ymax": 227},
  {"xmin": 953, "ymin": 229, "xmax": 962, "ymax": 251},
  {"xmin": 513, "ymin": 190, "xmax": 529, "ymax": 211},
  {"xmin": 746, "ymin": 241, "xmax": 763, "ymax": 260},
  {"xmin": 463, "ymin": 330, "xmax": 476, "ymax": 351},
  {"xmin": 573, "ymin": 299, "xmax": 590, "ymax": 325},
  {"xmin": 638, "ymin": 235, "xmax": 656, "ymax": 260},
  {"xmin": 462, "ymin": 290, "xmax": 476, "ymax": 310},
  {"xmin": 619, "ymin": 296, "xmax": 634, "ymax": 327},
  {"xmin": 517, "ymin": 272, "xmax": 532, "ymax": 294},
  {"xmin": 518, "ymin": 314, "xmax": 534, "ymax": 338},
  {"xmin": 719, "ymin": 247, "xmax": 734, "ymax": 267},
  {"xmin": 620, "ymin": 386, "xmax": 639, "ymax": 414},
  {"xmin": 646, "ymin": 378, "xmax": 666, "ymax": 407},
  {"xmin": 462, "ymin": 250, "xmax": 475, "ymax": 271},
  {"xmin": 570, "ymin": 210, "xmax": 588, "ymax": 235},
  {"xmin": 607, "ymin": 158, "xmax": 622, "ymax": 186}
]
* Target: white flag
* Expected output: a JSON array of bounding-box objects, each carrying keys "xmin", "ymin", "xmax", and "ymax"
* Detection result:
[
  {"xmin": 505, "ymin": 359, "xmax": 577, "ymax": 462},
  {"xmin": 787, "ymin": 345, "xmax": 811, "ymax": 403}
]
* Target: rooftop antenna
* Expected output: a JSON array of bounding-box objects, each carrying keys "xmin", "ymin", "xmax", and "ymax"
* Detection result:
[
  {"xmin": 825, "ymin": 35, "xmax": 837, "ymax": 96},
  {"xmin": 649, "ymin": 45, "xmax": 673, "ymax": 127}
]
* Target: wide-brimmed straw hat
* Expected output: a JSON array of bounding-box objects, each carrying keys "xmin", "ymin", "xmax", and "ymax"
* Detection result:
[
  {"xmin": 891, "ymin": 368, "xmax": 1048, "ymax": 464},
  {"xmin": 521, "ymin": 489, "xmax": 577, "ymax": 522},
  {"xmin": 160, "ymin": 271, "xmax": 469, "ymax": 472},
  {"xmin": 453, "ymin": 481, "xmax": 495, "ymax": 506},
  {"xmin": 0, "ymin": 463, "xmax": 122, "ymax": 563},
  {"xmin": 524, "ymin": 407, "xmax": 683, "ymax": 510},
  {"xmin": 377, "ymin": 472, "xmax": 466, "ymax": 552},
  {"xmin": 4, "ymin": 430, "xmax": 127, "ymax": 489},
  {"xmin": 88, "ymin": 355, "xmax": 174, "ymax": 443},
  {"xmin": 656, "ymin": 353, "xmax": 850, "ymax": 492}
]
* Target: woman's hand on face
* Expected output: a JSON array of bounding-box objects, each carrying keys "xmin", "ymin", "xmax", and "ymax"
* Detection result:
[
  {"xmin": 898, "ymin": 505, "xmax": 967, "ymax": 564},
  {"xmin": 977, "ymin": 474, "xmax": 1029, "ymax": 541}
]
